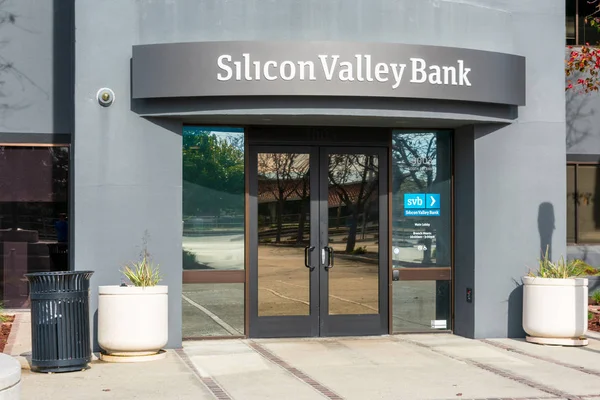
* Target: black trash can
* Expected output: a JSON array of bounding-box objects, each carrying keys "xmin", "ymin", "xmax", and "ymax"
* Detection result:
[{"xmin": 25, "ymin": 271, "xmax": 94, "ymax": 373}]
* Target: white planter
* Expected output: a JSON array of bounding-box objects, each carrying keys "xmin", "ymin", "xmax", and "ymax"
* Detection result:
[
  {"xmin": 98, "ymin": 285, "xmax": 168, "ymax": 357},
  {"xmin": 522, "ymin": 276, "xmax": 588, "ymax": 339}
]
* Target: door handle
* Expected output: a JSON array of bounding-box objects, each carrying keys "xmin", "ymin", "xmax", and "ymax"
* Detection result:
[
  {"xmin": 304, "ymin": 246, "xmax": 315, "ymax": 270},
  {"xmin": 324, "ymin": 246, "xmax": 334, "ymax": 270}
]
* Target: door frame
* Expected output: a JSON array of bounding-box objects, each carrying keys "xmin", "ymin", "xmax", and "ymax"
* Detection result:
[
  {"xmin": 247, "ymin": 139, "xmax": 389, "ymax": 338},
  {"xmin": 248, "ymin": 145, "xmax": 320, "ymax": 338},
  {"xmin": 318, "ymin": 146, "xmax": 389, "ymax": 336}
]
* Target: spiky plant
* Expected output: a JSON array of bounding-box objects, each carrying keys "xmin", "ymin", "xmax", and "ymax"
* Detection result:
[
  {"xmin": 528, "ymin": 246, "xmax": 585, "ymax": 279},
  {"xmin": 121, "ymin": 232, "xmax": 162, "ymax": 287}
]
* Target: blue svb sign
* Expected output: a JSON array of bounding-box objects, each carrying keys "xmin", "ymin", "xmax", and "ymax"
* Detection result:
[{"xmin": 404, "ymin": 193, "xmax": 440, "ymax": 216}]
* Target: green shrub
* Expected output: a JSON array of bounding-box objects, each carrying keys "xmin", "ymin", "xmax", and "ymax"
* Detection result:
[
  {"xmin": 0, "ymin": 302, "xmax": 6, "ymax": 323},
  {"xmin": 182, "ymin": 249, "xmax": 213, "ymax": 270},
  {"xmin": 592, "ymin": 290, "xmax": 600, "ymax": 304},
  {"xmin": 572, "ymin": 261, "xmax": 600, "ymax": 276},
  {"xmin": 590, "ymin": 311, "xmax": 594, "ymax": 321},
  {"xmin": 351, "ymin": 246, "xmax": 368, "ymax": 255}
]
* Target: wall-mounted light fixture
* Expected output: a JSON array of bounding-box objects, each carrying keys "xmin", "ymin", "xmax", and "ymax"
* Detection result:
[{"xmin": 97, "ymin": 88, "xmax": 115, "ymax": 107}]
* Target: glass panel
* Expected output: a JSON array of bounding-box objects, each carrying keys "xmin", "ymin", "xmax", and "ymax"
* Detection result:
[
  {"xmin": 567, "ymin": 165, "xmax": 576, "ymax": 243},
  {"xmin": 391, "ymin": 131, "xmax": 452, "ymax": 332},
  {"xmin": 327, "ymin": 153, "xmax": 379, "ymax": 315},
  {"xmin": 579, "ymin": 1, "xmax": 600, "ymax": 46},
  {"xmin": 392, "ymin": 280, "xmax": 451, "ymax": 332},
  {"xmin": 0, "ymin": 146, "xmax": 70, "ymax": 308},
  {"xmin": 182, "ymin": 283, "xmax": 244, "ymax": 337},
  {"xmin": 576, "ymin": 165, "xmax": 600, "ymax": 243},
  {"xmin": 566, "ymin": 0, "xmax": 575, "ymax": 45},
  {"xmin": 182, "ymin": 126, "xmax": 245, "ymax": 272},
  {"xmin": 257, "ymin": 152, "xmax": 311, "ymax": 316}
]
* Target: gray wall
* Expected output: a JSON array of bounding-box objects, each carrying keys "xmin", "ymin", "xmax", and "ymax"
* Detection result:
[
  {"xmin": 72, "ymin": 0, "xmax": 566, "ymax": 344},
  {"xmin": 566, "ymin": 61, "xmax": 600, "ymax": 156},
  {"xmin": 0, "ymin": 0, "xmax": 73, "ymax": 138},
  {"xmin": 73, "ymin": 2, "xmax": 182, "ymax": 349},
  {"xmin": 453, "ymin": 0, "xmax": 566, "ymax": 338}
]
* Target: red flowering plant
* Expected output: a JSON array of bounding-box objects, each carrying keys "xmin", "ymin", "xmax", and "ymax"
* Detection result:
[{"xmin": 567, "ymin": 2, "xmax": 600, "ymax": 93}]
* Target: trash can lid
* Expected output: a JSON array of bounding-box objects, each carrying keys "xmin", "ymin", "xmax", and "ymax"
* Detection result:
[
  {"xmin": 25, "ymin": 271, "xmax": 94, "ymax": 277},
  {"xmin": 0, "ymin": 354, "xmax": 21, "ymax": 390}
]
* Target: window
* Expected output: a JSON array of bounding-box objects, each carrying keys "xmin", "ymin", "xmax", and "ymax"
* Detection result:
[
  {"xmin": 0, "ymin": 145, "xmax": 70, "ymax": 308},
  {"xmin": 566, "ymin": 0, "xmax": 600, "ymax": 46},
  {"xmin": 567, "ymin": 163, "xmax": 600, "ymax": 244},
  {"xmin": 182, "ymin": 126, "xmax": 245, "ymax": 338},
  {"xmin": 391, "ymin": 131, "xmax": 452, "ymax": 332}
]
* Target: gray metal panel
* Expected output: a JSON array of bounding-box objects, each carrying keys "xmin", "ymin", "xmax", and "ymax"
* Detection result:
[
  {"xmin": 132, "ymin": 41, "xmax": 525, "ymax": 106},
  {"xmin": 0, "ymin": 0, "xmax": 73, "ymax": 135},
  {"xmin": 132, "ymin": 96, "xmax": 518, "ymax": 127},
  {"xmin": 453, "ymin": 125, "xmax": 475, "ymax": 339}
]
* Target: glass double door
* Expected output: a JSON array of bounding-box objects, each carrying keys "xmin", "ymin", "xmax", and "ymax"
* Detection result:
[{"xmin": 249, "ymin": 145, "xmax": 388, "ymax": 337}]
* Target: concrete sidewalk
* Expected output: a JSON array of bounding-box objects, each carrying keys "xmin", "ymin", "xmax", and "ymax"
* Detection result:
[
  {"xmin": 20, "ymin": 350, "xmax": 213, "ymax": 400},
  {"xmin": 13, "ymin": 332, "xmax": 600, "ymax": 400},
  {"xmin": 181, "ymin": 333, "xmax": 600, "ymax": 400}
]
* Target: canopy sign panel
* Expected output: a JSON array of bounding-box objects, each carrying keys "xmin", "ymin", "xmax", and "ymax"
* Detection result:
[{"xmin": 132, "ymin": 41, "xmax": 525, "ymax": 106}]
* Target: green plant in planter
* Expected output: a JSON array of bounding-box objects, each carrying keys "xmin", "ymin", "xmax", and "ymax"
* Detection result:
[
  {"xmin": 592, "ymin": 290, "xmax": 600, "ymax": 305},
  {"xmin": 0, "ymin": 302, "xmax": 7, "ymax": 323},
  {"xmin": 528, "ymin": 246, "xmax": 585, "ymax": 279},
  {"xmin": 572, "ymin": 261, "xmax": 600, "ymax": 276},
  {"xmin": 122, "ymin": 233, "xmax": 162, "ymax": 287},
  {"xmin": 122, "ymin": 249, "xmax": 161, "ymax": 287}
]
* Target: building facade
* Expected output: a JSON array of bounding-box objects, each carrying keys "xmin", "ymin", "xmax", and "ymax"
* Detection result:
[
  {"xmin": 565, "ymin": 1, "xmax": 600, "ymax": 265},
  {"xmin": 0, "ymin": 0, "xmax": 565, "ymax": 350}
]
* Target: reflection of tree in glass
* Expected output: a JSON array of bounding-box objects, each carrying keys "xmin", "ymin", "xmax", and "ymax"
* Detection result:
[
  {"xmin": 182, "ymin": 129, "xmax": 244, "ymax": 217},
  {"xmin": 50, "ymin": 147, "xmax": 69, "ymax": 202},
  {"xmin": 392, "ymin": 134, "xmax": 437, "ymax": 192},
  {"xmin": 392, "ymin": 133, "xmax": 438, "ymax": 264},
  {"xmin": 257, "ymin": 153, "xmax": 309, "ymax": 243},
  {"xmin": 0, "ymin": 3, "xmax": 49, "ymax": 124},
  {"xmin": 328, "ymin": 154, "xmax": 378, "ymax": 253}
]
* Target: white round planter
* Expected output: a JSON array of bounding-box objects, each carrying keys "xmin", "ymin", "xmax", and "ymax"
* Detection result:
[
  {"xmin": 0, "ymin": 353, "xmax": 20, "ymax": 400},
  {"xmin": 98, "ymin": 285, "xmax": 168, "ymax": 360},
  {"xmin": 523, "ymin": 276, "xmax": 588, "ymax": 342}
]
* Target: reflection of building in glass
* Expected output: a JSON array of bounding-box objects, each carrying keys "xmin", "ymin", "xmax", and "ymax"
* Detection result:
[{"xmin": 0, "ymin": 146, "xmax": 70, "ymax": 308}]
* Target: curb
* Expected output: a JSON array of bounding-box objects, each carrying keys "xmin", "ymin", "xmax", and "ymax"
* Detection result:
[
  {"xmin": 3, "ymin": 313, "xmax": 21, "ymax": 356},
  {"xmin": 587, "ymin": 330, "xmax": 600, "ymax": 340}
]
